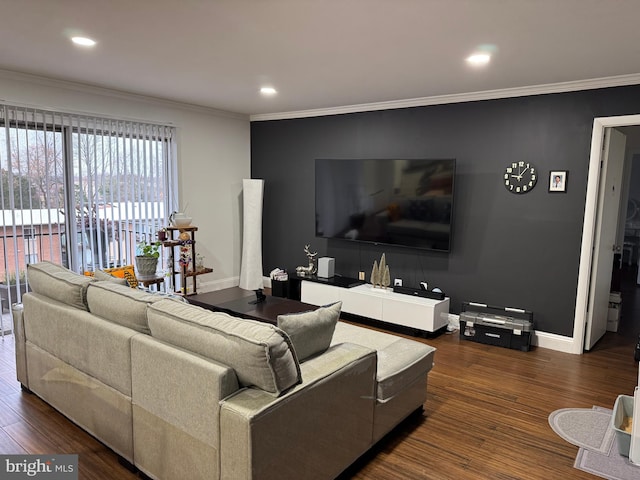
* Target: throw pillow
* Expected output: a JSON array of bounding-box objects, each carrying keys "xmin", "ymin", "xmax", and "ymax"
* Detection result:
[
  {"xmin": 103, "ymin": 265, "xmax": 139, "ymax": 288},
  {"xmin": 84, "ymin": 269, "xmax": 129, "ymax": 286},
  {"xmin": 277, "ymin": 301, "xmax": 342, "ymax": 361}
]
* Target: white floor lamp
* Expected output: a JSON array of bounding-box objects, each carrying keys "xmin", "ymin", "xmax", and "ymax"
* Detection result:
[{"xmin": 239, "ymin": 179, "xmax": 266, "ymax": 303}]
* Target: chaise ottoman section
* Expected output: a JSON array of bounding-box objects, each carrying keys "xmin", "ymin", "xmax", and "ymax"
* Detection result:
[{"xmin": 331, "ymin": 321, "xmax": 436, "ymax": 440}]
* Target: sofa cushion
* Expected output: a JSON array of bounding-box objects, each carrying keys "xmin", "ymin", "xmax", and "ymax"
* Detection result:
[
  {"xmin": 147, "ymin": 299, "xmax": 301, "ymax": 396},
  {"xmin": 277, "ymin": 301, "xmax": 341, "ymax": 361},
  {"xmin": 27, "ymin": 261, "xmax": 95, "ymax": 311},
  {"xmin": 87, "ymin": 282, "xmax": 162, "ymax": 334},
  {"xmin": 331, "ymin": 321, "xmax": 436, "ymax": 402}
]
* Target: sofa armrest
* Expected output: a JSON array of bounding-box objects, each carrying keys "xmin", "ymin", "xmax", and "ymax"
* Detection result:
[
  {"xmin": 220, "ymin": 342, "xmax": 377, "ymax": 480},
  {"xmin": 11, "ymin": 303, "xmax": 27, "ymax": 388}
]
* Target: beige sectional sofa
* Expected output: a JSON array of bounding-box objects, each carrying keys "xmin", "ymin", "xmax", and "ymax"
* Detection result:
[{"xmin": 13, "ymin": 261, "xmax": 436, "ymax": 480}]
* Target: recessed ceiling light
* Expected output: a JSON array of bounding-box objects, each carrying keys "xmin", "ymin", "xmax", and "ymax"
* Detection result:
[
  {"xmin": 466, "ymin": 53, "xmax": 491, "ymax": 65},
  {"xmin": 71, "ymin": 36, "xmax": 96, "ymax": 47},
  {"xmin": 260, "ymin": 87, "xmax": 277, "ymax": 96}
]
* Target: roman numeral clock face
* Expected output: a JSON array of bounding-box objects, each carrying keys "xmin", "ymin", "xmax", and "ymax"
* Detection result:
[{"xmin": 504, "ymin": 161, "xmax": 537, "ymax": 194}]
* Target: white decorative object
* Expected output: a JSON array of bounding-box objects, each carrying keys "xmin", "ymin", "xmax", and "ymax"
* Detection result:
[
  {"xmin": 370, "ymin": 260, "xmax": 379, "ymax": 286},
  {"xmin": 317, "ymin": 257, "xmax": 335, "ymax": 278},
  {"xmin": 371, "ymin": 253, "xmax": 390, "ymax": 289},
  {"xmin": 239, "ymin": 179, "xmax": 265, "ymax": 293},
  {"xmin": 170, "ymin": 211, "xmax": 192, "ymax": 227}
]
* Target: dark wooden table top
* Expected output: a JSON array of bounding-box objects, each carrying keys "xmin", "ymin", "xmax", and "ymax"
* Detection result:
[{"xmin": 187, "ymin": 287, "xmax": 316, "ymax": 324}]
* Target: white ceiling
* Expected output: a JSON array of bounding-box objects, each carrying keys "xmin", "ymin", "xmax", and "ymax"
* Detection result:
[{"xmin": 2, "ymin": 0, "xmax": 640, "ymax": 118}]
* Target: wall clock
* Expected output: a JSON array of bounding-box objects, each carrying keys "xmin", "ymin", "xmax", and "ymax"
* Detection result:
[{"xmin": 504, "ymin": 161, "xmax": 537, "ymax": 194}]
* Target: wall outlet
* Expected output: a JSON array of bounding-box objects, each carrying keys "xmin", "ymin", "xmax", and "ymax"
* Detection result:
[
  {"xmin": 394, "ymin": 278, "xmax": 403, "ymax": 286},
  {"xmin": 358, "ymin": 271, "xmax": 365, "ymax": 280}
]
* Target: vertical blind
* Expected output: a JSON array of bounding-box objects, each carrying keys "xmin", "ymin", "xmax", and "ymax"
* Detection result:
[{"xmin": 0, "ymin": 104, "xmax": 176, "ymax": 300}]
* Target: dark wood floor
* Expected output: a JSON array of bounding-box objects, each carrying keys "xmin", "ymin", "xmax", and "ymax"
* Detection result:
[{"xmin": 0, "ymin": 271, "xmax": 638, "ymax": 479}]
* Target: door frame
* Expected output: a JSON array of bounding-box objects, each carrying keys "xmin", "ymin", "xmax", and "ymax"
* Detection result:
[{"xmin": 573, "ymin": 114, "xmax": 640, "ymax": 354}]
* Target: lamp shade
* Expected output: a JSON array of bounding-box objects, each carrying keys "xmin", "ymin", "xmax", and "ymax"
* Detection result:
[{"xmin": 239, "ymin": 179, "xmax": 265, "ymax": 290}]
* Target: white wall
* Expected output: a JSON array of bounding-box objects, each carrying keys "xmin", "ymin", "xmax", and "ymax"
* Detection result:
[{"xmin": 0, "ymin": 70, "xmax": 251, "ymax": 290}]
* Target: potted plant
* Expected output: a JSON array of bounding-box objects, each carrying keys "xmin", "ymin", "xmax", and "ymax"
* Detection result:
[
  {"xmin": 0, "ymin": 270, "xmax": 28, "ymax": 312},
  {"xmin": 135, "ymin": 240, "xmax": 161, "ymax": 277}
]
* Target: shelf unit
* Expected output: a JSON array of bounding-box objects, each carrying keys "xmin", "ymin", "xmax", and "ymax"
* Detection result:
[
  {"xmin": 301, "ymin": 280, "xmax": 450, "ymax": 333},
  {"xmin": 163, "ymin": 226, "xmax": 212, "ymax": 295}
]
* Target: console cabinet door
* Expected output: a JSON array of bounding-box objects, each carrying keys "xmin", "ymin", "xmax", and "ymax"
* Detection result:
[
  {"xmin": 301, "ymin": 281, "xmax": 383, "ymax": 319},
  {"xmin": 383, "ymin": 297, "xmax": 450, "ymax": 331}
]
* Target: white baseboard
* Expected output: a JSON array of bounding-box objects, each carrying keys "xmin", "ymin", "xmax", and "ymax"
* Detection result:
[
  {"xmin": 197, "ymin": 276, "xmax": 270, "ymax": 294},
  {"xmin": 532, "ymin": 331, "xmax": 578, "ymax": 354},
  {"xmin": 196, "ymin": 276, "xmax": 240, "ymax": 293}
]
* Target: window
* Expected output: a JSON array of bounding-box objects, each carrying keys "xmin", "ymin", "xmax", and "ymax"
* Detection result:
[{"xmin": 0, "ymin": 104, "xmax": 177, "ymax": 292}]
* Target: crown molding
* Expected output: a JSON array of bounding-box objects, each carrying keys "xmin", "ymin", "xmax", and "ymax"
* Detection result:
[
  {"xmin": 250, "ymin": 73, "xmax": 640, "ymax": 122},
  {"xmin": 3, "ymin": 68, "xmax": 639, "ymax": 124},
  {"xmin": 0, "ymin": 69, "xmax": 248, "ymax": 121}
]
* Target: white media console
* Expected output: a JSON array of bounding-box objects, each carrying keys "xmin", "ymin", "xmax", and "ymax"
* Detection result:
[{"xmin": 301, "ymin": 280, "xmax": 450, "ymax": 333}]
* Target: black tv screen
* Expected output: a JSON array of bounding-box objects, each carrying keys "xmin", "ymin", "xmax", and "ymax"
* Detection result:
[{"xmin": 315, "ymin": 158, "xmax": 455, "ymax": 252}]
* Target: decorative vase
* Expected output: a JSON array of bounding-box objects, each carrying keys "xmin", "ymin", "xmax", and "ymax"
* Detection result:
[
  {"xmin": 169, "ymin": 212, "xmax": 192, "ymax": 227},
  {"xmin": 135, "ymin": 256, "xmax": 158, "ymax": 277},
  {"xmin": 195, "ymin": 254, "xmax": 205, "ymax": 272}
]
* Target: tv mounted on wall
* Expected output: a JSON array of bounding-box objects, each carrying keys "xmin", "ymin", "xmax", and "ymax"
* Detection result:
[{"xmin": 315, "ymin": 158, "xmax": 456, "ymax": 252}]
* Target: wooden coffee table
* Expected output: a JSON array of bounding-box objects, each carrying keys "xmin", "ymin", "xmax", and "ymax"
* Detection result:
[{"xmin": 187, "ymin": 287, "xmax": 316, "ymax": 325}]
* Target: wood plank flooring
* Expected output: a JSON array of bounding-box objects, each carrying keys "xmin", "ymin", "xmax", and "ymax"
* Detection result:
[
  {"xmin": 0, "ymin": 285, "xmax": 638, "ymax": 479},
  {"xmin": 339, "ymin": 324, "xmax": 638, "ymax": 480}
]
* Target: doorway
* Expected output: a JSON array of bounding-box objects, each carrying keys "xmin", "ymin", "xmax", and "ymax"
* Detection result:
[
  {"xmin": 574, "ymin": 115, "xmax": 640, "ymax": 353},
  {"xmin": 613, "ymin": 133, "xmax": 640, "ymax": 348}
]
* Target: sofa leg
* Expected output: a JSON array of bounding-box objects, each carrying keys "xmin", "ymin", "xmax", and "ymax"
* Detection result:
[
  {"xmin": 410, "ymin": 406, "xmax": 426, "ymax": 423},
  {"xmin": 20, "ymin": 383, "xmax": 31, "ymax": 393}
]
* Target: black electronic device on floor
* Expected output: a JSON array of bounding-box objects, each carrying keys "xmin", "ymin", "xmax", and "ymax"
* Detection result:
[{"xmin": 459, "ymin": 302, "xmax": 533, "ymax": 352}]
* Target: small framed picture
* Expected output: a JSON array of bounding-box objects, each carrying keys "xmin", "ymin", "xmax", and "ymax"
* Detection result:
[{"xmin": 549, "ymin": 170, "xmax": 568, "ymax": 193}]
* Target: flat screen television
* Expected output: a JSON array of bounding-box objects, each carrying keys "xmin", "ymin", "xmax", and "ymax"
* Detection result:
[{"xmin": 315, "ymin": 158, "xmax": 456, "ymax": 252}]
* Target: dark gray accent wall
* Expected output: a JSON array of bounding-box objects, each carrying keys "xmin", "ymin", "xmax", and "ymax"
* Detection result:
[{"xmin": 251, "ymin": 86, "xmax": 640, "ymax": 337}]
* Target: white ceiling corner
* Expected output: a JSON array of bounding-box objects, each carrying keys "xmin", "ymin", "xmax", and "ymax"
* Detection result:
[{"xmin": 0, "ymin": 0, "xmax": 639, "ymax": 119}]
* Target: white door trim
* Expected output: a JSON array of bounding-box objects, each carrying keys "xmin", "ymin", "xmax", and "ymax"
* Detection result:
[{"xmin": 573, "ymin": 114, "xmax": 640, "ymax": 354}]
